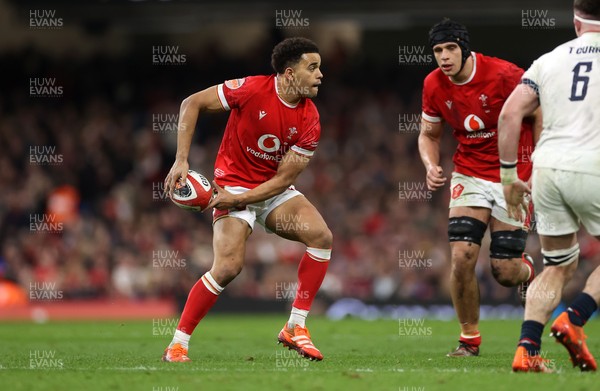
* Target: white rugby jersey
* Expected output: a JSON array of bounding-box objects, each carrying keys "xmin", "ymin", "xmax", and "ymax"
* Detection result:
[{"xmin": 523, "ymin": 32, "xmax": 600, "ymax": 175}]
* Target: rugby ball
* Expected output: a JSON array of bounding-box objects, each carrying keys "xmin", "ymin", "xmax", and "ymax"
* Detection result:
[{"xmin": 171, "ymin": 170, "xmax": 214, "ymax": 211}]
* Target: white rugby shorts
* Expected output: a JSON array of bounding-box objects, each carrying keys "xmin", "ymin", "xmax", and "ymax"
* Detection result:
[
  {"xmin": 532, "ymin": 167, "xmax": 600, "ymax": 236},
  {"xmin": 212, "ymin": 185, "xmax": 303, "ymax": 231},
  {"xmin": 449, "ymin": 172, "xmax": 527, "ymax": 228}
]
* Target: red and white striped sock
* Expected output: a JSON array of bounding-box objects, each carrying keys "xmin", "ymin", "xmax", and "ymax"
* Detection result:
[
  {"xmin": 173, "ymin": 272, "xmax": 224, "ymax": 346},
  {"xmin": 288, "ymin": 247, "xmax": 331, "ymax": 328}
]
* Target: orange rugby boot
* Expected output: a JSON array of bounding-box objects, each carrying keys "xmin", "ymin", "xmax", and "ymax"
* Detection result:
[
  {"xmin": 550, "ymin": 312, "xmax": 597, "ymax": 371},
  {"xmin": 162, "ymin": 343, "xmax": 191, "ymax": 362},
  {"xmin": 512, "ymin": 346, "xmax": 553, "ymax": 373},
  {"xmin": 277, "ymin": 324, "xmax": 323, "ymax": 361}
]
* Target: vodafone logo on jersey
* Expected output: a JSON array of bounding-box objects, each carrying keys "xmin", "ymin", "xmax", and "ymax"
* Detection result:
[
  {"xmin": 463, "ymin": 114, "xmax": 485, "ymax": 132},
  {"xmin": 257, "ymin": 134, "xmax": 281, "ymax": 153}
]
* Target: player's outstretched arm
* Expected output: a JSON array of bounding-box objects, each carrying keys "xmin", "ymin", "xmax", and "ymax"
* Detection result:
[
  {"xmin": 208, "ymin": 151, "xmax": 310, "ymax": 211},
  {"xmin": 418, "ymin": 118, "xmax": 447, "ymax": 191},
  {"xmin": 165, "ymin": 86, "xmax": 226, "ymax": 195}
]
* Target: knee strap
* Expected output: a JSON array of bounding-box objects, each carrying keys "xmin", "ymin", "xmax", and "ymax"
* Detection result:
[
  {"xmin": 448, "ymin": 217, "xmax": 487, "ymax": 245},
  {"xmin": 490, "ymin": 230, "xmax": 527, "ymax": 259}
]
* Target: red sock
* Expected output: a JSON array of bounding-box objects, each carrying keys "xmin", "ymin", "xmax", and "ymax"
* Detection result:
[
  {"xmin": 459, "ymin": 332, "xmax": 482, "ymax": 347},
  {"xmin": 177, "ymin": 272, "xmax": 223, "ymax": 335},
  {"xmin": 292, "ymin": 248, "xmax": 331, "ymax": 311}
]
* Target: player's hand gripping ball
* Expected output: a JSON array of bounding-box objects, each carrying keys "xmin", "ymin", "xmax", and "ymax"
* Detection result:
[{"xmin": 171, "ymin": 170, "xmax": 215, "ymax": 212}]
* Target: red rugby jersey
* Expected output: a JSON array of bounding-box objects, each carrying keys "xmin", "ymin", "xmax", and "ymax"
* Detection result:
[
  {"xmin": 214, "ymin": 75, "xmax": 320, "ymax": 188},
  {"xmin": 422, "ymin": 52, "xmax": 533, "ymax": 182}
]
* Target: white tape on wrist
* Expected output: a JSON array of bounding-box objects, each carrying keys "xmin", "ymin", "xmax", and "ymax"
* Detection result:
[{"xmin": 500, "ymin": 166, "xmax": 518, "ymax": 185}]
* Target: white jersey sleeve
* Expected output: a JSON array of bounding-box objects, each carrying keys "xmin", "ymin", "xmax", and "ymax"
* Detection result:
[{"xmin": 524, "ymin": 32, "xmax": 600, "ymax": 175}]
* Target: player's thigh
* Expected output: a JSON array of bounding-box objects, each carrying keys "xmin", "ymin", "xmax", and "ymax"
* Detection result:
[
  {"xmin": 489, "ymin": 217, "xmax": 521, "ymax": 232},
  {"xmin": 449, "ymin": 206, "xmax": 491, "ymax": 222},
  {"xmin": 264, "ymin": 195, "xmax": 332, "ymax": 247},
  {"xmin": 532, "ymin": 167, "xmax": 579, "ymax": 236},
  {"xmin": 212, "ymin": 216, "xmax": 252, "ymax": 265},
  {"xmin": 534, "ymin": 171, "xmax": 582, "ymax": 265}
]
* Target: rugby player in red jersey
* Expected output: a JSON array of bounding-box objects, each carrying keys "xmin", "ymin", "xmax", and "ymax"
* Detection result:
[
  {"xmin": 418, "ymin": 19, "xmax": 540, "ymax": 357},
  {"xmin": 162, "ymin": 37, "xmax": 330, "ymax": 362}
]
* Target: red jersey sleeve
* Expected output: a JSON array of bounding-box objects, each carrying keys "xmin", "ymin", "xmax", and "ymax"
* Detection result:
[
  {"xmin": 421, "ymin": 74, "xmax": 443, "ymax": 123},
  {"xmin": 216, "ymin": 76, "xmax": 253, "ymax": 110},
  {"xmin": 499, "ymin": 62, "xmax": 524, "ymax": 98},
  {"xmin": 291, "ymin": 104, "xmax": 320, "ymax": 157}
]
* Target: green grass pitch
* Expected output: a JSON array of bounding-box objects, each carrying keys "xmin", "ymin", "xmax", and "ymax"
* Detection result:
[{"xmin": 0, "ymin": 315, "xmax": 597, "ymax": 391}]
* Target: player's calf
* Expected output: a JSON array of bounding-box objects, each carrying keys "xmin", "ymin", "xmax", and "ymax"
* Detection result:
[{"xmin": 490, "ymin": 256, "xmax": 532, "ymax": 287}]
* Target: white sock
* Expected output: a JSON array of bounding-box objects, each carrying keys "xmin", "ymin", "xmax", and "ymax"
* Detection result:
[
  {"xmin": 171, "ymin": 329, "xmax": 191, "ymax": 349},
  {"xmin": 287, "ymin": 307, "xmax": 309, "ymax": 328}
]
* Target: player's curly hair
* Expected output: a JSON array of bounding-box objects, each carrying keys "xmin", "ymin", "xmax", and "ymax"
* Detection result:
[
  {"xmin": 271, "ymin": 37, "xmax": 319, "ymax": 74},
  {"xmin": 575, "ymin": 0, "xmax": 600, "ymax": 19}
]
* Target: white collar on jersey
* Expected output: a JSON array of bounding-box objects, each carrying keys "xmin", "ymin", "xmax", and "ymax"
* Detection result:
[
  {"xmin": 451, "ymin": 52, "xmax": 477, "ymax": 86},
  {"xmin": 575, "ymin": 14, "xmax": 600, "ymax": 26},
  {"xmin": 274, "ymin": 75, "xmax": 299, "ymax": 108}
]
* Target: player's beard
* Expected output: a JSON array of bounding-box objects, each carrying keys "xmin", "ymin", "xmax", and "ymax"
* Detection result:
[
  {"xmin": 306, "ymin": 90, "xmax": 318, "ymax": 98},
  {"xmin": 304, "ymin": 85, "xmax": 319, "ymax": 98}
]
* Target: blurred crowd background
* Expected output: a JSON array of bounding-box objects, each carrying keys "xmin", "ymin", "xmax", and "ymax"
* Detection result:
[{"xmin": 1, "ymin": 0, "xmax": 599, "ymax": 311}]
